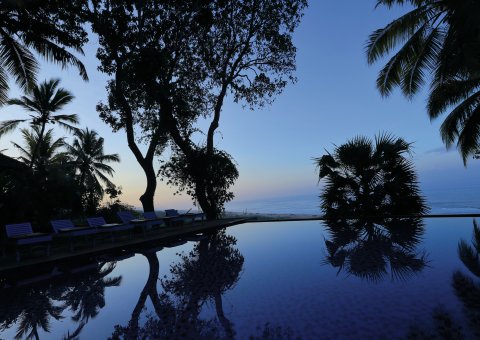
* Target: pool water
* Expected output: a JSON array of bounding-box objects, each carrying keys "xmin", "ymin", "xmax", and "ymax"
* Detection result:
[{"xmin": 0, "ymin": 218, "xmax": 479, "ymax": 339}]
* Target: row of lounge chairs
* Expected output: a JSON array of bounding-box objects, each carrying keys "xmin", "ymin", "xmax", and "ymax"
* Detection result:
[{"xmin": 3, "ymin": 209, "xmax": 205, "ymax": 262}]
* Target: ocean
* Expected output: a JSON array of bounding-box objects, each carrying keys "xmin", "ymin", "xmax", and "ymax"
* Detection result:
[{"xmin": 225, "ymin": 186, "xmax": 480, "ymax": 216}]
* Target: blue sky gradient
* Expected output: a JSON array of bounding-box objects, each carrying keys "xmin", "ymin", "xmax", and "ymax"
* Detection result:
[{"xmin": 1, "ymin": 1, "xmax": 479, "ymax": 210}]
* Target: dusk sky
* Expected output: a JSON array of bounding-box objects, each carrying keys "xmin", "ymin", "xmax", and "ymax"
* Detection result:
[{"xmin": 1, "ymin": 1, "xmax": 479, "ymax": 211}]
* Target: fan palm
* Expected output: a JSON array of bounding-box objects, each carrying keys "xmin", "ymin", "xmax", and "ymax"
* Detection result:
[
  {"xmin": 66, "ymin": 128, "xmax": 120, "ymax": 212},
  {"xmin": 316, "ymin": 133, "xmax": 427, "ymax": 218},
  {"xmin": 0, "ymin": 1, "xmax": 87, "ymax": 105},
  {"xmin": 1, "ymin": 78, "xmax": 78, "ymax": 167},
  {"xmin": 366, "ymin": 0, "xmax": 480, "ymax": 162},
  {"xmin": 12, "ymin": 126, "xmax": 67, "ymax": 170}
]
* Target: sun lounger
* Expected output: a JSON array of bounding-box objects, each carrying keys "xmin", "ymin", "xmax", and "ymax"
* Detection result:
[
  {"xmin": 5, "ymin": 222, "xmax": 52, "ymax": 262},
  {"xmin": 117, "ymin": 211, "xmax": 149, "ymax": 236},
  {"xmin": 143, "ymin": 211, "xmax": 168, "ymax": 228},
  {"xmin": 86, "ymin": 216, "xmax": 135, "ymax": 241},
  {"xmin": 165, "ymin": 209, "xmax": 205, "ymax": 224},
  {"xmin": 51, "ymin": 219, "xmax": 97, "ymax": 251}
]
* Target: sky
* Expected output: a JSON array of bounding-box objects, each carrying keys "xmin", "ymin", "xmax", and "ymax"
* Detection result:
[{"xmin": 1, "ymin": 1, "xmax": 480, "ymax": 211}]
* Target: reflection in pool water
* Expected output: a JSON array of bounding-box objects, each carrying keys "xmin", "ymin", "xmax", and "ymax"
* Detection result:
[
  {"xmin": 0, "ymin": 218, "xmax": 479, "ymax": 339},
  {"xmin": 111, "ymin": 231, "xmax": 244, "ymax": 339},
  {"xmin": 323, "ymin": 217, "xmax": 427, "ymax": 282}
]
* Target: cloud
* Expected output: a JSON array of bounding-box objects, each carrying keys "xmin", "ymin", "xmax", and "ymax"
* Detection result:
[{"xmin": 423, "ymin": 146, "xmax": 455, "ymax": 155}]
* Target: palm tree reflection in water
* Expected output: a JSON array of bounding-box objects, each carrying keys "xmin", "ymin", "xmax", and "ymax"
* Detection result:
[
  {"xmin": 407, "ymin": 220, "xmax": 480, "ymax": 339},
  {"xmin": 452, "ymin": 220, "xmax": 480, "ymax": 338},
  {"xmin": 0, "ymin": 261, "xmax": 121, "ymax": 340},
  {"xmin": 323, "ymin": 217, "xmax": 428, "ymax": 282}
]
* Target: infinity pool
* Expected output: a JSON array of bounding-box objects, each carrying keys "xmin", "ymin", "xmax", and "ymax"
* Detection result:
[{"xmin": 0, "ymin": 218, "xmax": 479, "ymax": 339}]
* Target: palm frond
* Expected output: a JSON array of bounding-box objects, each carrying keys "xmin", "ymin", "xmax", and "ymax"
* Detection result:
[
  {"xmin": 375, "ymin": 24, "xmax": 428, "ymax": 96},
  {"xmin": 57, "ymin": 121, "xmax": 80, "ymax": 134},
  {"xmin": 0, "ymin": 30, "xmax": 38, "ymax": 92},
  {"xmin": 0, "ymin": 119, "xmax": 25, "ymax": 137},
  {"xmin": 366, "ymin": 6, "xmax": 431, "ymax": 65},
  {"xmin": 428, "ymin": 78, "xmax": 480, "ymax": 119},
  {"xmin": 0, "ymin": 65, "xmax": 9, "ymax": 105},
  {"xmin": 24, "ymin": 37, "xmax": 88, "ymax": 81},
  {"xmin": 401, "ymin": 27, "xmax": 442, "ymax": 97},
  {"xmin": 52, "ymin": 113, "xmax": 79, "ymax": 124}
]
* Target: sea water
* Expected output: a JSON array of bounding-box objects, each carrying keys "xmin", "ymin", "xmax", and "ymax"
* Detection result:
[{"xmin": 226, "ymin": 186, "xmax": 480, "ymax": 215}]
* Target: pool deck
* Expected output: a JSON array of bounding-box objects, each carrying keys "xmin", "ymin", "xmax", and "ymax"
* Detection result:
[{"xmin": 0, "ymin": 218, "xmax": 247, "ymax": 274}]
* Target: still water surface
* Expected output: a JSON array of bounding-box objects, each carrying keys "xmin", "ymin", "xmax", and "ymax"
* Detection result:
[{"xmin": 0, "ymin": 218, "xmax": 479, "ymax": 339}]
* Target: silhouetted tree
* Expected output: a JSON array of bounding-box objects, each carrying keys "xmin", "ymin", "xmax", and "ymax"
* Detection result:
[
  {"xmin": 159, "ymin": 147, "xmax": 239, "ymax": 216},
  {"xmin": 0, "ymin": 129, "xmax": 78, "ymax": 228},
  {"xmin": 12, "ymin": 127, "xmax": 67, "ymax": 170},
  {"xmin": 316, "ymin": 134, "xmax": 427, "ymax": 218},
  {"xmin": 65, "ymin": 128, "xmax": 120, "ymax": 215},
  {"xmin": 88, "ymin": 0, "xmax": 307, "ymax": 218},
  {"xmin": 0, "ymin": 0, "xmax": 88, "ymax": 105},
  {"xmin": 366, "ymin": 0, "xmax": 480, "ymax": 163},
  {"xmin": 1, "ymin": 79, "xmax": 78, "ymax": 168}
]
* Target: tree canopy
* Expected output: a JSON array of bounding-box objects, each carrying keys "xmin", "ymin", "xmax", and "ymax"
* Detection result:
[{"xmin": 88, "ymin": 0, "xmax": 307, "ymax": 217}]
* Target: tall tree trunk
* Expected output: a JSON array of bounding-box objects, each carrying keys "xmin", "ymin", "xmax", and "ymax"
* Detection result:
[
  {"xmin": 29, "ymin": 120, "xmax": 47, "ymax": 169},
  {"xmin": 139, "ymin": 159, "xmax": 157, "ymax": 212},
  {"xmin": 114, "ymin": 66, "xmax": 161, "ymax": 213}
]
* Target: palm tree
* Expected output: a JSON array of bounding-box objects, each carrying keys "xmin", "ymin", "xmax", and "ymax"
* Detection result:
[
  {"xmin": 12, "ymin": 127, "xmax": 67, "ymax": 170},
  {"xmin": 366, "ymin": 0, "xmax": 480, "ymax": 162},
  {"xmin": 1, "ymin": 79, "xmax": 78, "ymax": 167},
  {"xmin": 316, "ymin": 133, "xmax": 427, "ymax": 218},
  {"xmin": 66, "ymin": 128, "xmax": 120, "ymax": 213},
  {"xmin": 0, "ymin": 1, "xmax": 87, "ymax": 105}
]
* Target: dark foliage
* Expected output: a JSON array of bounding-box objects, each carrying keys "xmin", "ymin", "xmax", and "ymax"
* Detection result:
[
  {"xmin": 367, "ymin": 0, "xmax": 480, "ymax": 163},
  {"xmin": 0, "ymin": 0, "xmax": 88, "ymax": 104},
  {"xmin": 316, "ymin": 133, "xmax": 428, "ymax": 218},
  {"xmin": 159, "ymin": 147, "xmax": 239, "ymax": 217}
]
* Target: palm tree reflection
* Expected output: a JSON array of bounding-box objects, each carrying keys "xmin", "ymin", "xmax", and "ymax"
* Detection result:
[
  {"xmin": 0, "ymin": 260, "xmax": 121, "ymax": 340},
  {"xmin": 323, "ymin": 217, "xmax": 428, "ymax": 282},
  {"xmin": 452, "ymin": 220, "xmax": 480, "ymax": 338},
  {"xmin": 406, "ymin": 220, "xmax": 480, "ymax": 338},
  {"xmin": 60, "ymin": 262, "xmax": 122, "ymax": 339}
]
